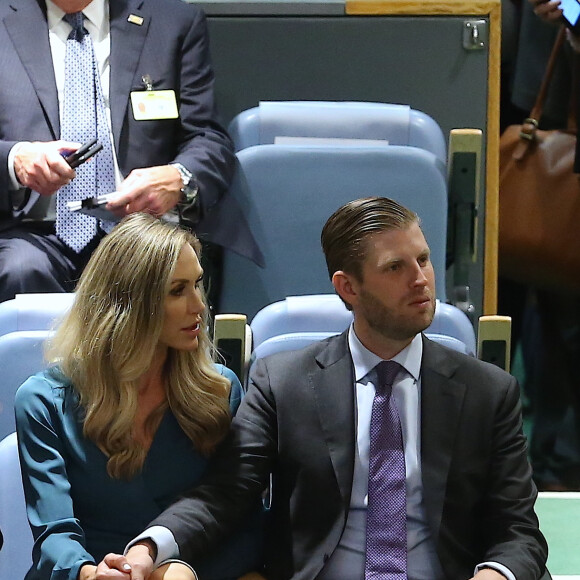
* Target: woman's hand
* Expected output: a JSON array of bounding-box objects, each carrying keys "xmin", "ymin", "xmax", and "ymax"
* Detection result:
[
  {"xmin": 114, "ymin": 544, "xmax": 156, "ymax": 580},
  {"xmin": 529, "ymin": 0, "xmax": 564, "ymax": 24},
  {"xmin": 79, "ymin": 554, "xmax": 133, "ymax": 579}
]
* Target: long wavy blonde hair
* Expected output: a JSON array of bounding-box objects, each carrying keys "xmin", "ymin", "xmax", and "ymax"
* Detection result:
[{"xmin": 47, "ymin": 213, "xmax": 231, "ymax": 480}]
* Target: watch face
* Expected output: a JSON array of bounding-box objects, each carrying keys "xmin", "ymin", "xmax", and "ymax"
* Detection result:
[
  {"xmin": 183, "ymin": 189, "xmax": 196, "ymax": 203},
  {"xmin": 181, "ymin": 181, "xmax": 199, "ymax": 204}
]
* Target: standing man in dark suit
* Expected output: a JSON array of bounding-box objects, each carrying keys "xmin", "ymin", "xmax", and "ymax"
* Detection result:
[
  {"xmin": 116, "ymin": 197, "xmax": 547, "ymax": 580},
  {"xmin": 0, "ymin": 0, "xmax": 256, "ymax": 303}
]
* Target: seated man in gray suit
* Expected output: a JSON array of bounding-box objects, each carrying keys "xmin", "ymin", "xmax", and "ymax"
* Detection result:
[
  {"xmin": 108, "ymin": 197, "xmax": 548, "ymax": 580},
  {"xmin": 0, "ymin": 0, "xmax": 260, "ymax": 305}
]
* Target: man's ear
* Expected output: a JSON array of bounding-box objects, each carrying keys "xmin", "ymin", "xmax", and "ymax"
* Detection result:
[{"xmin": 332, "ymin": 270, "xmax": 358, "ymax": 308}]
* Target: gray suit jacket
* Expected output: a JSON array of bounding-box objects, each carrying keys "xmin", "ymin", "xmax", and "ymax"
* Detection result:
[
  {"xmin": 152, "ymin": 332, "xmax": 548, "ymax": 580},
  {"xmin": 0, "ymin": 0, "xmax": 261, "ymax": 262}
]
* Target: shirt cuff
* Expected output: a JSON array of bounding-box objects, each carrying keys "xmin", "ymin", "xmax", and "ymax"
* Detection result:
[
  {"xmin": 124, "ymin": 526, "xmax": 179, "ymax": 567},
  {"xmin": 8, "ymin": 142, "xmax": 29, "ymax": 190},
  {"xmin": 474, "ymin": 561, "xmax": 515, "ymax": 580}
]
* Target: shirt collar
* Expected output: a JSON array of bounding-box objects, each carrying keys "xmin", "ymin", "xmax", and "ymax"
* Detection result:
[
  {"xmin": 348, "ymin": 324, "xmax": 423, "ymax": 383},
  {"xmin": 47, "ymin": 0, "xmax": 108, "ymax": 35}
]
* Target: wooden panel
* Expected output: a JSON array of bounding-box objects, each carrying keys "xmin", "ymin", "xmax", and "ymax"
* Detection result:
[{"xmin": 347, "ymin": 0, "xmax": 499, "ymax": 15}]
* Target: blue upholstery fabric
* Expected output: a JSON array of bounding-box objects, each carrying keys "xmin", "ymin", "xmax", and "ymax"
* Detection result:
[
  {"xmin": 0, "ymin": 432, "xmax": 33, "ymax": 580},
  {"xmin": 0, "ymin": 330, "xmax": 53, "ymax": 440},
  {"xmin": 228, "ymin": 101, "xmax": 446, "ymax": 164},
  {"xmin": 250, "ymin": 295, "xmax": 475, "ymax": 365},
  {"xmin": 0, "ymin": 293, "xmax": 74, "ymax": 337}
]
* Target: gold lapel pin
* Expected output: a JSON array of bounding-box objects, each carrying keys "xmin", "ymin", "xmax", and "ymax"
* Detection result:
[{"xmin": 128, "ymin": 14, "xmax": 144, "ymax": 25}]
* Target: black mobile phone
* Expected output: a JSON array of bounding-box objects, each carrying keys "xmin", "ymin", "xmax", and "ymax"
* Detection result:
[
  {"xmin": 560, "ymin": 0, "xmax": 580, "ymax": 32},
  {"xmin": 66, "ymin": 193, "xmax": 120, "ymax": 222},
  {"xmin": 64, "ymin": 139, "xmax": 103, "ymax": 168}
]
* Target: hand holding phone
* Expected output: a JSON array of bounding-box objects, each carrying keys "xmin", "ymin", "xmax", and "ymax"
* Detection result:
[
  {"xmin": 560, "ymin": 0, "xmax": 580, "ymax": 31},
  {"xmin": 63, "ymin": 139, "xmax": 103, "ymax": 168}
]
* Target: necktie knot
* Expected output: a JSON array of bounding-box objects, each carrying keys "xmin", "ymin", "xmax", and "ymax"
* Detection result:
[
  {"xmin": 375, "ymin": 360, "xmax": 401, "ymax": 394},
  {"xmin": 64, "ymin": 12, "xmax": 86, "ymax": 41}
]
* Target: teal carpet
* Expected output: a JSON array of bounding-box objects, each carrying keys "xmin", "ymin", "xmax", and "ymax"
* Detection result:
[{"xmin": 535, "ymin": 492, "xmax": 580, "ymax": 575}]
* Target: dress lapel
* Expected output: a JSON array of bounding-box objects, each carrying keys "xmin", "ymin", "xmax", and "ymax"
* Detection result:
[
  {"xmin": 312, "ymin": 332, "xmax": 357, "ymax": 505},
  {"xmin": 4, "ymin": 0, "xmax": 59, "ymax": 139},
  {"xmin": 420, "ymin": 336, "xmax": 466, "ymax": 541},
  {"xmin": 109, "ymin": 0, "xmax": 149, "ymax": 154}
]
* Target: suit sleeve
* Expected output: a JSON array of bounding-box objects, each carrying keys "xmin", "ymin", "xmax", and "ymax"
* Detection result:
[
  {"xmin": 478, "ymin": 373, "xmax": 548, "ymax": 579},
  {"xmin": 149, "ymin": 357, "xmax": 276, "ymax": 565},
  {"xmin": 14, "ymin": 375, "xmax": 95, "ymax": 580},
  {"xmin": 171, "ymin": 8, "xmax": 235, "ymax": 222}
]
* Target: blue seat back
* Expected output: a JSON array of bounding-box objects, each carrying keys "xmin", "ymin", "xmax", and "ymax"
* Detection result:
[
  {"xmin": 0, "ymin": 432, "xmax": 33, "ymax": 580},
  {"xmin": 251, "ymin": 294, "xmax": 352, "ymax": 347},
  {"xmin": 218, "ymin": 145, "xmax": 448, "ymax": 320},
  {"xmin": 250, "ymin": 295, "xmax": 475, "ymax": 363},
  {"xmin": 229, "ymin": 101, "xmax": 447, "ymax": 164},
  {"xmin": 253, "ymin": 331, "xmax": 470, "ymax": 362},
  {"xmin": 0, "ymin": 293, "xmax": 74, "ymax": 337},
  {"xmin": 0, "ymin": 330, "xmax": 53, "ymax": 441}
]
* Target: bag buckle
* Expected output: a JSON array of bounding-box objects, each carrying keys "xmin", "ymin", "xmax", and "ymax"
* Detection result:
[{"xmin": 520, "ymin": 118, "xmax": 539, "ymax": 141}]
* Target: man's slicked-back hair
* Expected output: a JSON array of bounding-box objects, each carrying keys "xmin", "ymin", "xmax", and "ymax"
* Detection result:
[{"xmin": 321, "ymin": 197, "xmax": 419, "ymax": 281}]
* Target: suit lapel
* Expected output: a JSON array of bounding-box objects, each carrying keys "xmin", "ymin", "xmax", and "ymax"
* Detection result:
[
  {"xmin": 109, "ymin": 0, "xmax": 149, "ymax": 154},
  {"xmin": 4, "ymin": 0, "xmax": 59, "ymax": 138},
  {"xmin": 311, "ymin": 332, "xmax": 357, "ymax": 504},
  {"xmin": 420, "ymin": 336, "xmax": 466, "ymax": 541}
]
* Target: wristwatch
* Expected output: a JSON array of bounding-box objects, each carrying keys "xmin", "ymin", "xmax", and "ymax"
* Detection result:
[{"xmin": 170, "ymin": 162, "xmax": 199, "ymax": 206}]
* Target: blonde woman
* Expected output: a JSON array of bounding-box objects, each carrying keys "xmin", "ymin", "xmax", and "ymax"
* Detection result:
[{"xmin": 14, "ymin": 214, "xmax": 262, "ymax": 580}]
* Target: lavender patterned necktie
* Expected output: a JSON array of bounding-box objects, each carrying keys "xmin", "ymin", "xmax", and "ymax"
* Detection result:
[
  {"xmin": 57, "ymin": 12, "xmax": 116, "ymax": 251},
  {"xmin": 365, "ymin": 360, "xmax": 407, "ymax": 579}
]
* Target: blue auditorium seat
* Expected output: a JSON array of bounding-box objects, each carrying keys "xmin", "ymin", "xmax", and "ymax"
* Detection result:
[
  {"xmin": 214, "ymin": 101, "xmax": 455, "ymax": 321},
  {"xmin": 218, "ymin": 144, "xmax": 448, "ymax": 320},
  {"xmin": 0, "ymin": 294, "xmax": 72, "ymax": 440}
]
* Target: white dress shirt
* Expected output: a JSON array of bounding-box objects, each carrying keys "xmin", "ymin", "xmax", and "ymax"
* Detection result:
[{"xmin": 8, "ymin": 0, "xmax": 122, "ymax": 216}]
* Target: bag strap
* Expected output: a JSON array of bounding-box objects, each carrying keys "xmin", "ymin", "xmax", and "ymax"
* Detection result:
[
  {"xmin": 574, "ymin": 50, "xmax": 580, "ymax": 171},
  {"xmin": 513, "ymin": 27, "xmax": 567, "ymax": 160},
  {"xmin": 527, "ymin": 26, "xmax": 567, "ymax": 127}
]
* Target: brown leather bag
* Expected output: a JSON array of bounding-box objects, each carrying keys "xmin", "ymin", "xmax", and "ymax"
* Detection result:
[{"xmin": 499, "ymin": 27, "xmax": 580, "ymax": 292}]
